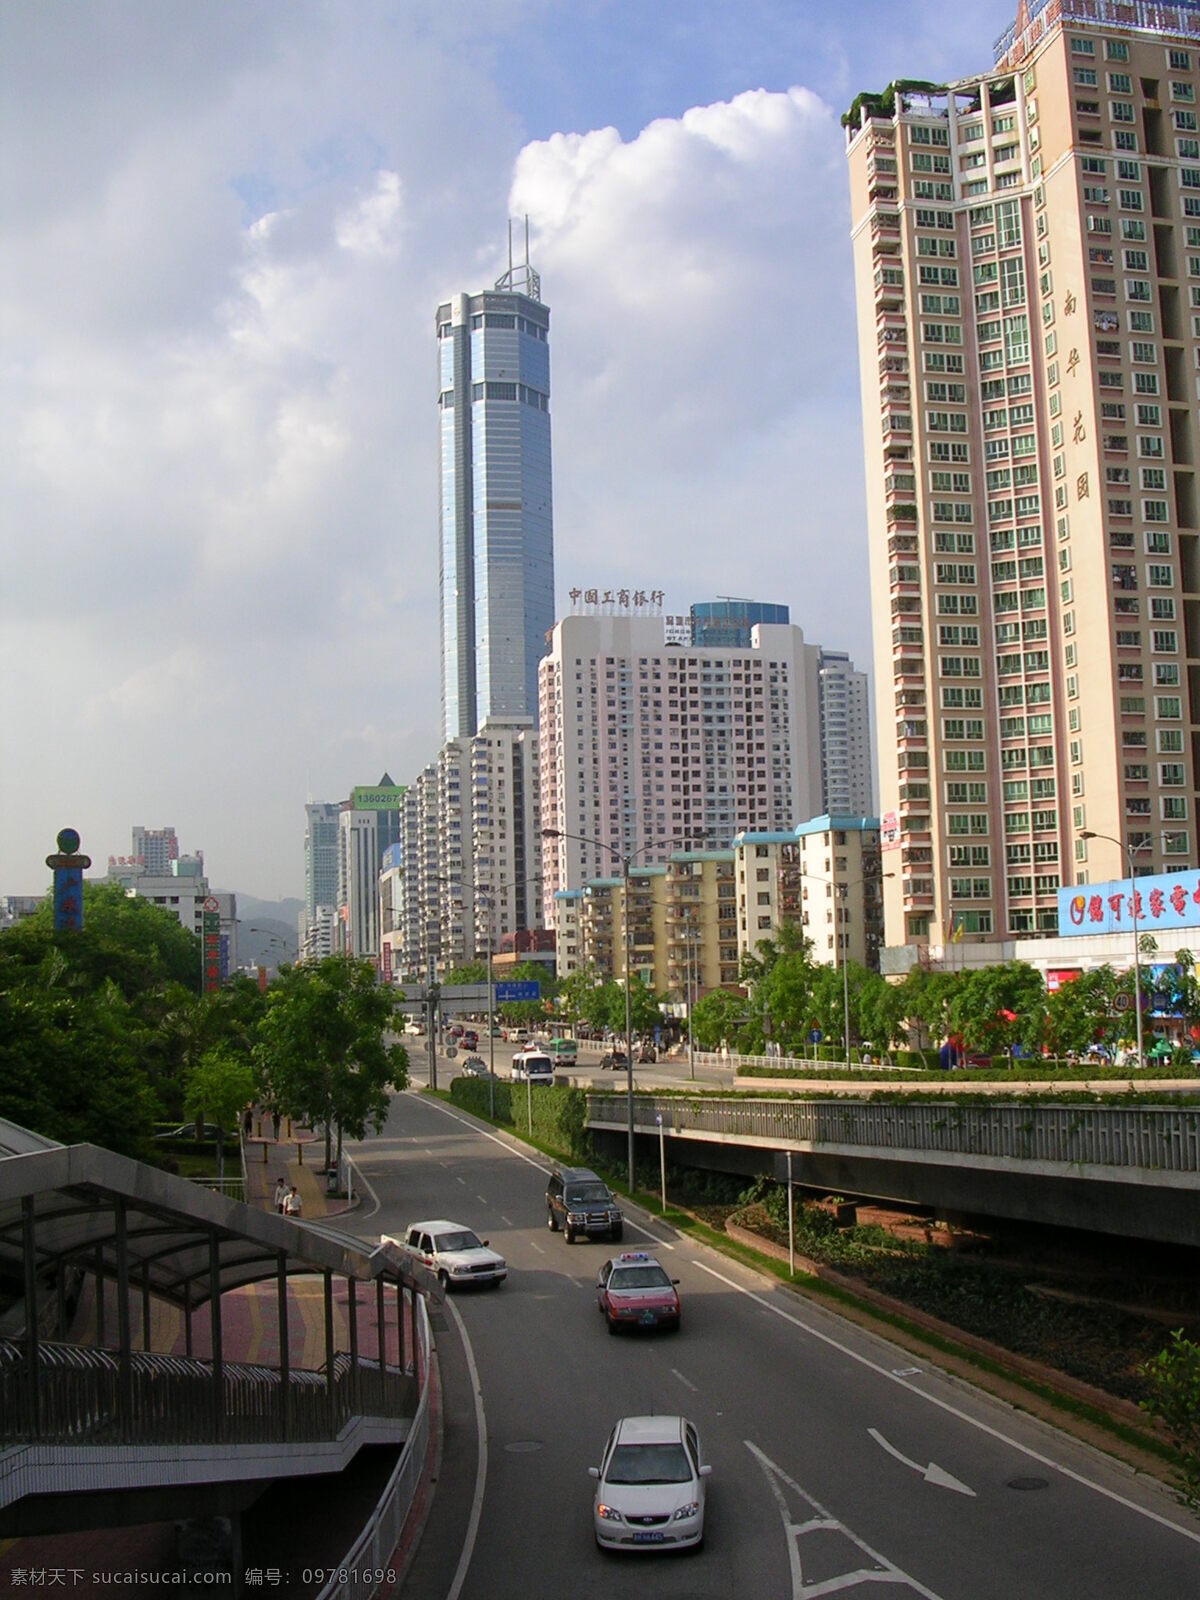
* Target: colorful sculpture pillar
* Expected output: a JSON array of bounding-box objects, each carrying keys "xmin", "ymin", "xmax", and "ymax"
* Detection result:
[{"xmin": 46, "ymin": 827, "xmax": 92, "ymax": 931}]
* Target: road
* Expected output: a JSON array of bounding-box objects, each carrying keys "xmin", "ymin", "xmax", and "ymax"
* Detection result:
[{"xmin": 345, "ymin": 1085, "xmax": 1200, "ymax": 1600}]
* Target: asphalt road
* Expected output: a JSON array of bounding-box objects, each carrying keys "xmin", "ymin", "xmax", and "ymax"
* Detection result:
[{"xmin": 346, "ymin": 1086, "xmax": 1200, "ymax": 1600}]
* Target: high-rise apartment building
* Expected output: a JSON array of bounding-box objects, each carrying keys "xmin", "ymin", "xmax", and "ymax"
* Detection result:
[
  {"xmin": 130, "ymin": 826, "xmax": 178, "ymax": 875},
  {"xmin": 818, "ymin": 650, "xmax": 875, "ymax": 815},
  {"xmin": 539, "ymin": 615, "xmax": 824, "ymax": 912},
  {"xmin": 397, "ymin": 722, "xmax": 543, "ymax": 978},
  {"xmin": 303, "ymin": 802, "xmax": 340, "ymax": 927},
  {"xmin": 848, "ymin": 0, "xmax": 1200, "ymax": 956},
  {"xmin": 437, "ymin": 235, "xmax": 554, "ymax": 742}
]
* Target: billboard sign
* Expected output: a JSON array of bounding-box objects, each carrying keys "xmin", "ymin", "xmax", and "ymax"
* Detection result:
[
  {"xmin": 202, "ymin": 895, "xmax": 222, "ymax": 992},
  {"xmin": 351, "ymin": 785, "xmax": 406, "ymax": 811},
  {"xmin": 1058, "ymin": 871, "xmax": 1200, "ymax": 937},
  {"xmin": 880, "ymin": 810, "xmax": 901, "ymax": 852}
]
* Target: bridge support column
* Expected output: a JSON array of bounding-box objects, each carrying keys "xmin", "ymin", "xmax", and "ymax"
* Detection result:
[
  {"xmin": 409, "ymin": 1283, "xmax": 419, "ymax": 1381},
  {"xmin": 183, "ymin": 1280, "xmax": 193, "ymax": 1358},
  {"xmin": 94, "ymin": 1243, "xmax": 104, "ymax": 1349}
]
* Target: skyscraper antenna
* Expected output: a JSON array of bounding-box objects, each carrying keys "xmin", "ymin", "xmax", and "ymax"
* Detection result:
[{"xmin": 495, "ymin": 215, "xmax": 541, "ymax": 302}]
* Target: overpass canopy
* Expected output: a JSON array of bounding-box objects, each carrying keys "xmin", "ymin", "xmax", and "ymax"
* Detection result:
[{"xmin": 0, "ymin": 1116, "xmax": 411, "ymax": 1312}]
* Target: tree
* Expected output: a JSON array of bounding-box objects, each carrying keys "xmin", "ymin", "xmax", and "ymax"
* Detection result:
[
  {"xmin": 257, "ymin": 956, "xmax": 408, "ymax": 1169},
  {"xmin": 1044, "ymin": 967, "xmax": 1120, "ymax": 1058},
  {"xmin": 443, "ymin": 962, "xmax": 488, "ymax": 987},
  {"xmin": 185, "ymin": 1046, "xmax": 255, "ymax": 1180},
  {"xmin": 948, "ymin": 961, "xmax": 1046, "ymax": 1057},
  {"xmin": 24, "ymin": 881, "xmax": 201, "ymax": 995},
  {"xmin": 692, "ymin": 989, "xmax": 748, "ymax": 1051},
  {"xmin": 558, "ymin": 963, "xmax": 602, "ymax": 1028},
  {"xmin": 857, "ymin": 971, "xmax": 908, "ymax": 1051}
]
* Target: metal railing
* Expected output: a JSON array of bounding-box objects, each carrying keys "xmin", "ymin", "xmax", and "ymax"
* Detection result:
[
  {"xmin": 586, "ymin": 1095, "xmax": 1200, "ymax": 1175},
  {"xmin": 0, "ymin": 1340, "xmax": 412, "ymax": 1447},
  {"xmin": 318, "ymin": 1292, "xmax": 432, "ymax": 1600}
]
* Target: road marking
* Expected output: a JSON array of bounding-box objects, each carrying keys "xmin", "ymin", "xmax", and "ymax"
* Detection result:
[
  {"xmin": 671, "ymin": 1367, "xmax": 698, "ymax": 1393},
  {"xmin": 476, "ymin": 1195, "xmax": 488, "ymax": 1205},
  {"xmin": 456, "ymin": 1175, "xmax": 467, "ymax": 1185},
  {"xmin": 500, "ymin": 1215, "xmax": 514, "ymax": 1226},
  {"xmin": 868, "ymin": 1428, "xmax": 976, "ymax": 1496},
  {"xmin": 529, "ymin": 1241, "xmax": 545, "ymax": 1255},
  {"xmin": 444, "ymin": 1297, "xmax": 487, "ymax": 1600},
  {"xmin": 748, "ymin": 1440, "xmax": 945, "ymax": 1600},
  {"xmin": 697, "ymin": 1262, "xmax": 1200, "ymax": 1546}
]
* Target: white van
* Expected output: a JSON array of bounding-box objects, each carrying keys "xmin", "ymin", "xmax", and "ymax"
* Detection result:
[{"xmin": 511, "ymin": 1049, "xmax": 554, "ymax": 1084}]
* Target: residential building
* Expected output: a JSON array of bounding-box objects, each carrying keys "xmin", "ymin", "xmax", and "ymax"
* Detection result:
[
  {"xmin": 553, "ymin": 889, "xmax": 584, "ymax": 977},
  {"xmin": 539, "ymin": 615, "xmax": 824, "ymax": 914},
  {"xmin": 734, "ymin": 816, "xmax": 884, "ymax": 970},
  {"xmin": 335, "ymin": 778, "xmax": 404, "ymax": 961},
  {"xmin": 847, "ymin": 0, "xmax": 1200, "ymax": 964},
  {"xmin": 397, "ymin": 722, "xmax": 543, "ymax": 977},
  {"xmin": 130, "ymin": 826, "xmax": 178, "ymax": 875},
  {"xmin": 299, "ymin": 905, "xmax": 336, "ymax": 965},
  {"xmin": 818, "ymin": 650, "xmax": 875, "ymax": 814},
  {"xmin": 438, "ymin": 234, "xmax": 554, "ymax": 742}
]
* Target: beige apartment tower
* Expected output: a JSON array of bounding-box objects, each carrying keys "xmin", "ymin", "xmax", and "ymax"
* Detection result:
[{"xmin": 848, "ymin": 0, "xmax": 1200, "ymax": 955}]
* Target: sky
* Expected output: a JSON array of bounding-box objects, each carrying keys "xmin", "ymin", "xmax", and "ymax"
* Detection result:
[{"xmin": 1, "ymin": 0, "xmax": 1016, "ymax": 902}]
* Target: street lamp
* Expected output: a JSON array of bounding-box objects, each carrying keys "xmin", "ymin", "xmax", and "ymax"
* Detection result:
[
  {"xmin": 544, "ymin": 826, "xmax": 647, "ymax": 1190},
  {"xmin": 1080, "ymin": 830, "xmax": 1146, "ymax": 1071}
]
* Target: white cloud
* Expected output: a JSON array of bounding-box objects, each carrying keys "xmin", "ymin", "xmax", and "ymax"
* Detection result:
[
  {"xmin": 511, "ymin": 86, "xmax": 868, "ymax": 660},
  {"xmin": 335, "ymin": 170, "xmax": 405, "ymax": 258}
]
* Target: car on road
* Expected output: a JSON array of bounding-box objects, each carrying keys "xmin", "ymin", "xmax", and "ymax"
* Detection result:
[
  {"xmin": 386, "ymin": 1220, "xmax": 506, "ymax": 1289},
  {"xmin": 546, "ymin": 1166, "xmax": 623, "ymax": 1243},
  {"xmin": 548, "ymin": 1038, "xmax": 578, "ymax": 1061},
  {"xmin": 155, "ymin": 1122, "xmax": 223, "ymax": 1142},
  {"xmin": 511, "ymin": 1049, "xmax": 554, "ymax": 1084},
  {"xmin": 461, "ymin": 1030, "xmax": 479, "ymax": 1051},
  {"xmin": 600, "ymin": 1049, "xmax": 630, "ymax": 1071},
  {"xmin": 459, "ymin": 1055, "xmax": 494, "ymax": 1078},
  {"xmin": 590, "ymin": 1414, "xmax": 710, "ymax": 1551},
  {"xmin": 597, "ymin": 1251, "xmax": 681, "ymax": 1334}
]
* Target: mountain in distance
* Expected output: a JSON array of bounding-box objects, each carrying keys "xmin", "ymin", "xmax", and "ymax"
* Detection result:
[{"xmin": 219, "ymin": 893, "xmax": 303, "ymax": 967}]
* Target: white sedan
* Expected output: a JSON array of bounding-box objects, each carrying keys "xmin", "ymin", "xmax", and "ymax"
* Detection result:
[
  {"xmin": 385, "ymin": 1220, "xmax": 507, "ymax": 1289},
  {"xmin": 590, "ymin": 1415, "xmax": 710, "ymax": 1551}
]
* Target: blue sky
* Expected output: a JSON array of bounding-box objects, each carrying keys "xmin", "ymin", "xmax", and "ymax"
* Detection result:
[{"xmin": 0, "ymin": 0, "xmax": 1014, "ymax": 901}]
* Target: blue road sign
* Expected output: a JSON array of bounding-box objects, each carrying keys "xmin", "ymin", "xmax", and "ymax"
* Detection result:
[{"xmin": 495, "ymin": 980, "xmax": 541, "ymax": 1002}]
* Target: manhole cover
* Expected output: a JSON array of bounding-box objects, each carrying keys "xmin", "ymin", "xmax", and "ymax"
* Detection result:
[
  {"xmin": 1007, "ymin": 1476, "xmax": 1049, "ymax": 1491},
  {"xmin": 504, "ymin": 1440, "xmax": 544, "ymax": 1454}
]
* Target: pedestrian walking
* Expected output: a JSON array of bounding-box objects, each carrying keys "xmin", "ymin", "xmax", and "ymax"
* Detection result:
[
  {"xmin": 284, "ymin": 1185, "xmax": 303, "ymax": 1218},
  {"xmin": 243, "ymin": 1107, "xmax": 254, "ymax": 1138},
  {"xmin": 271, "ymin": 1109, "xmax": 281, "ymax": 1141},
  {"xmin": 273, "ymin": 1176, "xmax": 288, "ymax": 1213}
]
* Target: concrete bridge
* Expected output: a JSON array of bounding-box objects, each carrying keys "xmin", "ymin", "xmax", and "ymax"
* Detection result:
[{"xmin": 585, "ymin": 1094, "xmax": 1200, "ymax": 1245}]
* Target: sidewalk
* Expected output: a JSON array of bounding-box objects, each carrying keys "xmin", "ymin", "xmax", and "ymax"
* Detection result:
[{"xmin": 242, "ymin": 1111, "xmax": 353, "ymax": 1223}]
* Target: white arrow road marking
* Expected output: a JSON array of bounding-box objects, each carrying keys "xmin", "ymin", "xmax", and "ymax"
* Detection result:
[
  {"xmin": 697, "ymin": 1260, "xmax": 1200, "ymax": 1547},
  {"xmin": 868, "ymin": 1428, "xmax": 976, "ymax": 1496},
  {"xmin": 747, "ymin": 1441, "xmax": 946, "ymax": 1600}
]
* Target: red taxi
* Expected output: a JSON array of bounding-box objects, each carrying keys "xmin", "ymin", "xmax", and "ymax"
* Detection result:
[{"xmin": 596, "ymin": 1251, "xmax": 681, "ymax": 1335}]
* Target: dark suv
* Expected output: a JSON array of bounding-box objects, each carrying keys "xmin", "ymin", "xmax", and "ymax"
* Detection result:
[{"xmin": 546, "ymin": 1166, "xmax": 623, "ymax": 1244}]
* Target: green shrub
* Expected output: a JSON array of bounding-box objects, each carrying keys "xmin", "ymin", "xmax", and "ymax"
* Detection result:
[{"xmin": 1141, "ymin": 1331, "xmax": 1200, "ymax": 1507}]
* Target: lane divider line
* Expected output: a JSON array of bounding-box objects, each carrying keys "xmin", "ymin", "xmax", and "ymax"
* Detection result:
[{"xmin": 444, "ymin": 1296, "xmax": 487, "ymax": 1600}]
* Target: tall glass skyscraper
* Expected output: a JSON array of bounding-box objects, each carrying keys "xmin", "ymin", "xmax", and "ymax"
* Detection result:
[{"xmin": 437, "ymin": 242, "xmax": 554, "ymax": 742}]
